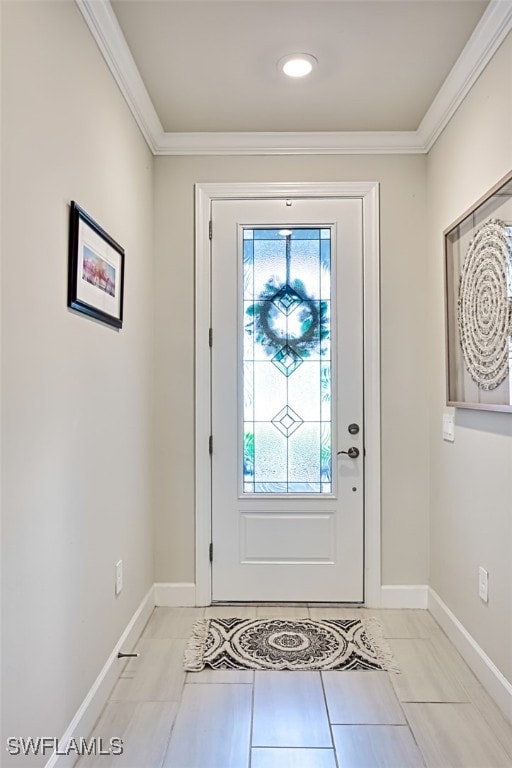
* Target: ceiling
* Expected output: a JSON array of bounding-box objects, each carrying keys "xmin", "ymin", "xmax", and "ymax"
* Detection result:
[
  {"xmin": 78, "ymin": 0, "xmax": 512, "ymax": 154},
  {"xmin": 110, "ymin": 0, "xmax": 487, "ymax": 133}
]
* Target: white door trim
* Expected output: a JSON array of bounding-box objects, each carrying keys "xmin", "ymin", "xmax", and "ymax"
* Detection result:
[{"xmin": 195, "ymin": 182, "xmax": 381, "ymax": 607}]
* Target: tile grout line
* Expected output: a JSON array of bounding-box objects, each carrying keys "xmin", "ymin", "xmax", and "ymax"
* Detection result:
[
  {"xmin": 154, "ymin": 611, "xmax": 204, "ymax": 768},
  {"xmin": 428, "ymin": 628, "xmax": 512, "ymax": 750},
  {"xmin": 314, "ymin": 605, "xmax": 340, "ymax": 768},
  {"xmin": 156, "ymin": 708, "xmax": 176, "ymax": 768},
  {"xmin": 383, "ymin": 640, "xmax": 429, "ymax": 768},
  {"xmin": 152, "ymin": 672, "xmax": 186, "ymax": 768},
  {"xmin": 248, "ymin": 671, "xmax": 256, "ymax": 768},
  {"xmin": 319, "ymin": 669, "xmax": 341, "ymax": 768},
  {"xmin": 468, "ymin": 691, "xmax": 512, "ymax": 761}
]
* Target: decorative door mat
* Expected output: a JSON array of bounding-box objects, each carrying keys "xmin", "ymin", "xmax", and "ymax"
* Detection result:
[{"xmin": 184, "ymin": 617, "xmax": 399, "ymax": 672}]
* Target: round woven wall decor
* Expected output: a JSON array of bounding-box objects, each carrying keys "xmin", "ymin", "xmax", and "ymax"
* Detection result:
[{"xmin": 457, "ymin": 218, "xmax": 512, "ymax": 391}]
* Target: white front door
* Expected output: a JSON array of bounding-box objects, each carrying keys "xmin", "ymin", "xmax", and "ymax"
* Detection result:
[{"xmin": 211, "ymin": 197, "xmax": 364, "ymax": 602}]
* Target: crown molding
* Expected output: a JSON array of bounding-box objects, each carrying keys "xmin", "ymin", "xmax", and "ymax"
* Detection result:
[
  {"xmin": 76, "ymin": 0, "xmax": 512, "ymax": 157},
  {"xmin": 75, "ymin": 0, "xmax": 163, "ymax": 152},
  {"xmin": 418, "ymin": 0, "xmax": 512, "ymax": 151},
  {"xmin": 152, "ymin": 130, "xmax": 424, "ymax": 155}
]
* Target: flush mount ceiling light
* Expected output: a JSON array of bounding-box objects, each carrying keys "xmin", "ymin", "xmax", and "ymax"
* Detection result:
[{"xmin": 278, "ymin": 53, "xmax": 317, "ymax": 78}]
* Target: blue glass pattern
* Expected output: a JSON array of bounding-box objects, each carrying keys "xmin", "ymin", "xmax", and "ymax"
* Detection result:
[
  {"xmin": 243, "ymin": 227, "xmax": 332, "ymax": 494},
  {"xmin": 272, "ymin": 345, "xmax": 303, "ymax": 377},
  {"xmin": 271, "ymin": 284, "xmax": 303, "ymax": 315}
]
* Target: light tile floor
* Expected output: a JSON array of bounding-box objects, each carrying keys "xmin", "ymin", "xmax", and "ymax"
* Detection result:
[{"xmin": 77, "ymin": 607, "xmax": 512, "ymax": 768}]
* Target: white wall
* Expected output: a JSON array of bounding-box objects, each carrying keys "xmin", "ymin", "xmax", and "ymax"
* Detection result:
[
  {"xmin": 427, "ymin": 32, "xmax": 512, "ymax": 681},
  {"xmin": 1, "ymin": 2, "xmax": 154, "ymax": 764},
  {"xmin": 153, "ymin": 154, "xmax": 429, "ymax": 590}
]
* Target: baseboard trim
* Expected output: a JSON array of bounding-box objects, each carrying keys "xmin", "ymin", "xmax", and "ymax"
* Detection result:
[
  {"xmin": 45, "ymin": 585, "xmax": 155, "ymax": 768},
  {"xmin": 154, "ymin": 582, "xmax": 196, "ymax": 607},
  {"xmin": 428, "ymin": 588, "xmax": 512, "ymax": 721},
  {"xmin": 379, "ymin": 585, "xmax": 429, "ymax": 609}
]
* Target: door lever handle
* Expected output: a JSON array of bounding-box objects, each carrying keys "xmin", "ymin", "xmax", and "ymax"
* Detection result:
[{"xmin": 337, "ymin": 447, "xmax": 360, "ymax": 459}]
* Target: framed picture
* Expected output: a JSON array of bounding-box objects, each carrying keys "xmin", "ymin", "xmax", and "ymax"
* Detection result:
[
  {"xmin": 444, "ymin": 170, "xmax": 512, "ymax": 411},
  {"xmin": 68, "ymin": 201, "xmax": 125, "ymax": 329}
]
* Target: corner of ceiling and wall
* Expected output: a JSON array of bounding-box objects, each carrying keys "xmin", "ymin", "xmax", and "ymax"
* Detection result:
[{"xmin": 76, "ymin": 0, "xmax": 512, "ymax": 157}]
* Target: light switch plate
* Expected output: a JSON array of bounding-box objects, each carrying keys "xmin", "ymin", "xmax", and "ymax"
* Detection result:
[
  {"xmin": 115, "ymin": 560, "xmax": 123, "ymax": 596},
  {"xmin": 443, "ymin": 413, "xmax": 455, "ymax": 442},
  {"xmin": 479, "ymin": 567, "xmax": 488, "ymax": 603}
]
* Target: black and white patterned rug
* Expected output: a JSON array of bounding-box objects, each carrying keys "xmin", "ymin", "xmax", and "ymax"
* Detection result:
[{"xmin": 184, "ymin": 617, "xmax": 399, "ymax": 672}]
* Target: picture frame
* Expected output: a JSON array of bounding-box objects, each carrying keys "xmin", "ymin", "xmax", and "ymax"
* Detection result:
[
  {"xmin": 444, "ymin": 170, "xmax": 512, "ymax": 411},
  {"xmin": 68, "ymin": 201, "xmax": 125, "ymax": 329}
]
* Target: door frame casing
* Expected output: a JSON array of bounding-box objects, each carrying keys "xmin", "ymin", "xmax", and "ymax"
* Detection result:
[{"xmin": 195, "ymin": 182, "xmax": 381, "ymax": 607}]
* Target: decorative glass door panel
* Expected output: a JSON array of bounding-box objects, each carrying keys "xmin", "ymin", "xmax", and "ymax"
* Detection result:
[{"xmin": 242, "ymin": 228, "xmax": 333, "ymax": 494}]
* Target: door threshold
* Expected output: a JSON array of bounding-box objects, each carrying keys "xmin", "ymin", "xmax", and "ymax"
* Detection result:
[{"xmin": 210, "ymin": 600, "xmax": 366, "ymax": 608}]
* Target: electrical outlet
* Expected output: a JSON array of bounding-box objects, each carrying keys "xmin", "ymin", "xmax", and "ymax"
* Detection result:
[
  {"xmin": 115, "ymin": 560, "xmax": 123, "ymax": 596},
  {"xmin": 442, "ymin": 413, "xmax": 455, "ymax": 442},
  {"xmin": 478, "ymin": 566, "xmax": 488, "ymax": 603}
]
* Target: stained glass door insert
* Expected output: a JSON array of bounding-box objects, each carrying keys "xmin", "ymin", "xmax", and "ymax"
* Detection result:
[{"xmin": 242, "ymin": 228, "xmax": 332, "ymax": 494}]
